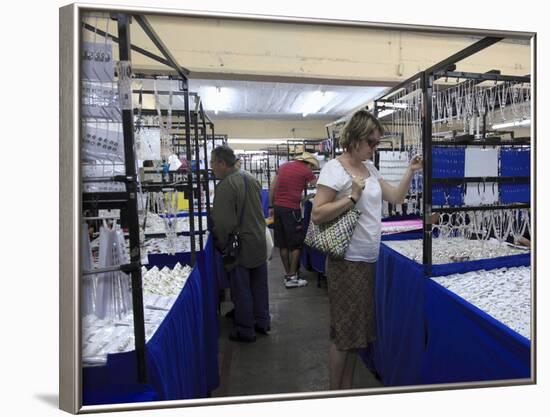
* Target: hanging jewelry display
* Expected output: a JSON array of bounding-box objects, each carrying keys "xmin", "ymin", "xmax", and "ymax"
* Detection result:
[
  {"xmin": 148, "ymin": 191, "xmax": 179, "ymax": 255},
  {"xmin": 153, "ymin": 80, "xmax": 175, "ymax": 159},
  {"xmin": 81, "ymin": 223, "xmax": 97, "ymax": 316},
  {"xmin": 81, "ymin": 15, "xmax": 129, "ymax": 196},
  {"xmin": 432, "ymin": 207, "xmax": 530, "ymax": 248},
  {"xmin": 383, "ymin": 80, "xmax": 423, "ymax": 215},
  {"xmin": 94, "ymin": 224, "xmax": 133, "ymax": 322},
  {"xmin": 497, "ymin": 81, "xmax": 508, "ymax": 121}
]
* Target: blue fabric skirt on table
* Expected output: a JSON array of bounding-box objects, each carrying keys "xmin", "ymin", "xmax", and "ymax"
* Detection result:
[
  {"xmin": 360, "ymin": 235, "xmax": 531, "ymax": 386},
  {"xmin": 83, "ymin": 236, "xmax": 220, "ymax": 404},
  {"xmin": 422, "ymin": 278, "xmax": 531, "ymax": 384}
]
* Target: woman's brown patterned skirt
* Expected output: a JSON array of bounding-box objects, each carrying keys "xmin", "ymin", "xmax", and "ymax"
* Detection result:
[{"xmin": 326, "ymin": 257, "xmax": 376, "ymax": 350}]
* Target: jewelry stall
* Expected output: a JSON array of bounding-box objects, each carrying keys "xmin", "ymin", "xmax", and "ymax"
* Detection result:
[
  {"xmin": 80, "ymin": 12, "xmax": 221, "ymax": 404},
  {"xmin": 360, "ymin": 36, "xmax": 532, "ymax": 386}
]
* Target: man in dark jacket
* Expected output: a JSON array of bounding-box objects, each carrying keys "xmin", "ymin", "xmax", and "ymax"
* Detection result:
[{"xmin": 211, "ymin": 146, "xmax": 270, "ymax": 342}]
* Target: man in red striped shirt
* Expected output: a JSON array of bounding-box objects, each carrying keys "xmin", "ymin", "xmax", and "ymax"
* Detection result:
[{"xmin": 269, "ymin": 152, "xmax": 319, "ymax": 288}]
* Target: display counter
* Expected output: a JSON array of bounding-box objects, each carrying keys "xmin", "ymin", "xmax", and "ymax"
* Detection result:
[
  {"xmin": 362, "ymin": 237, "xmax": 531, "ymax": 386},
  {"xmin": 83, "ymin": 235, "xmax": 220, "ymax": 404}
]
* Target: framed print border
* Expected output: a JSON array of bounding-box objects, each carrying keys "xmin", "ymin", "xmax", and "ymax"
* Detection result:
[{"xmin": 59, "ymin": 2, "xmax": 537, "ymax": 413}]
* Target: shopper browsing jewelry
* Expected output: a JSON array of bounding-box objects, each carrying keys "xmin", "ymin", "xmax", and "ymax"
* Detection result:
[
  {"xmin": 210, "ymin": 146, "xmax": 271, "ymax": 343},
  {"xmin": 311, "ymin": 109, "xmax": 422, "ymax": 390},
  {"xmin": 269, "ymin": 151, "xmax": 319, "ymax": 288}
]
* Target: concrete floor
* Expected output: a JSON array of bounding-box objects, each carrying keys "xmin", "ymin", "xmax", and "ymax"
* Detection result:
[{"xmin": 212, "ymin": 249, "xmax": 383, "ymax": 398}]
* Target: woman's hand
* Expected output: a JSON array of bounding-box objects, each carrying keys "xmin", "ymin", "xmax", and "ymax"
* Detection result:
[
  {"xmin": 409, "ymin": 154, "xmax": 423, "ymax": 172},
  {"xmin": 380, "ymin": 154, "xmax": 422, "ymax": 204},
  {"xmin": 351, "ymin": 175, "xmax": 366, "ymax": 201}
]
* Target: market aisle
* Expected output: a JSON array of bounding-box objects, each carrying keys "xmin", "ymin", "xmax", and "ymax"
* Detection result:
[{"xmin": 212, "ymin": 249, "xmax": 382, "ymax": 398}]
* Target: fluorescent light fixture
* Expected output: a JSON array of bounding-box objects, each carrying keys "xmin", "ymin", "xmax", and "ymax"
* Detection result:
[
  {"xmin": 214, "ymin": 87, "xmax": 221, "ymax": 115},
  {"xmin": 201, "ymin": 86, "xmax": 233, "ymax": 115},
  {"xmin": 377, "ymin": 109, "xmax": 395, "ymax": 118},
  {"xmin": 491, "ymin": 119, "xmax": 531, "ymax": 129},
  {"xmin": 376, "ymin": 102, "xmax": 409, "ymax": 119},
  {"xmin": 385, "ymin": 102, "xmax": 409, "ymax": 109},
  {"xmin": 301, "ymin": 90, "xmax": 335, "ymax": 117}
]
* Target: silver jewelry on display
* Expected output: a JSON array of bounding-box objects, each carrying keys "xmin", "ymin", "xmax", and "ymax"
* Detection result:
[
  {"xmin": 431, "ymin": 266, "xmax": 531, "ymax": 340},
  {"xmin": 386, "ymin": 233, "xmax": 528, "ymax": 265},
  {"xmin": 82, "ymin": 263, "xmax": 193, "ymax": 365}
]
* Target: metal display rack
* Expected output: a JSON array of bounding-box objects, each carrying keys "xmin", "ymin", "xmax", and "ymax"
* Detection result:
[
  {"xmin": 325, "ymin": 120, "xmax": 346, "ymax": 158},
  {"xmin": 132, "ymin": 95, "xmax": 214, "ymax": 253},
  {"xmin": 81, "ymin": 12, "xmax": 220, "ymax": 385},
  {"xmin": 81, "ymin": 12, "xmax": 148, "ymax": 384},
  {"xmin": 236, "ymin": 151, "xmax": 271, "ymax": 188},
  {"xmin": 263, "ymin": 139, "xmax": 325, "ymax": 166},
  {"xmin": 371, "ymin": 36, "xmax": 531, "ymax": 273},
  {"xmin": 261, "ymin": 139, "xmax": 326, "ymax": 189}
]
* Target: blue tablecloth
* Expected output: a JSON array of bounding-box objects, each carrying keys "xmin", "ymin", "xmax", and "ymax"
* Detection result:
[
  {"xmin": 307, "ymin": 247, "xmax": 326, "ymax": 273},
  {"xmin": 369, "ymin": 240, "xmax": 426, "ymax": 386},
  {"xmin": 83, "ymin": 236, "xmax": 220, "ymax": 404},
  {"xmin": 261, "ymin": 188, "xmax": 270, "ymax": 218},
  {"xmin": 196, "ymin": 236, "xmax": 221, "ymax": 392},
  {"xmin": 422, "ymin": 278, "xmax": 531, "ymax": 384},
  {"xmin": 147, "ymin": 252, "xmax": 191, "ymax": 269},
  {"xmin": 362, "ymin": 236, "xmax": 531, "ymax": 386},
  {"xmin": 159, "ymin": 211, "xmax": 208, "ymax": 218}
]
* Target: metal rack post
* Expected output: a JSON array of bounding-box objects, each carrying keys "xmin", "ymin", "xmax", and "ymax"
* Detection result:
[
  {"xmin": 114, "ymin": 12, "xmax": 147, "ymax": 384},
  {"xmin": 421, "ymin": 71, "xmax": 433, "ymax": 274},
  {"xmin": 200, "ymin": 102, "xmax": 213, "ymax": 230},
  {"xmin": 193, "ymin": 110, "xmax": 204, "ymax": 250}
]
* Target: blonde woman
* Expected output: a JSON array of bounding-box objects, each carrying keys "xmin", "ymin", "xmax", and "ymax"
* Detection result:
[{"xmin": 311, "ymin": 110, "xmax": 422, "ymax": 389}]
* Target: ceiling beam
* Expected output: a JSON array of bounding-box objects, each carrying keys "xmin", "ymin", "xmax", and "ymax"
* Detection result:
[
  {"xmin": 131, "ymin": 67, "xmax": 397, "ymax": 87},
  {"xmin": 133, "ymin": 14, "xmax": 190, "ymax": 79}
]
